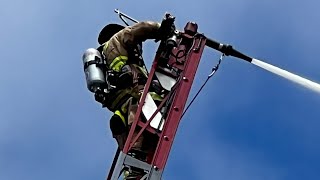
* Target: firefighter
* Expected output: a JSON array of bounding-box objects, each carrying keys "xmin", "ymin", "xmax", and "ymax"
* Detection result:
[{"xmin": 94, "ymin": 21, "xmax": 164, "ymax": 153}]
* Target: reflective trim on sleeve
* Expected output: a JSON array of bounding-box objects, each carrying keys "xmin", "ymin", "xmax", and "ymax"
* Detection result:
[{"xmin": 109, "ymin": 56, "xmax": 128, "ymax": 72}]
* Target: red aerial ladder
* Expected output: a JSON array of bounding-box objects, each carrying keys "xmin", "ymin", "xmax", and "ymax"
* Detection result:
[
  {"xmin": 105, "ymin": 10, "xmax": 253, "ymax": 180},
  {"xmin": 105, "ymin": 12, "xmax": 206, "ymax": 180}
]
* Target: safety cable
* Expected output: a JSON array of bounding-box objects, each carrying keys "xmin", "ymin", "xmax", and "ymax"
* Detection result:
[{"xmin": 181, "ymin": 53, "xmax": 225, "ymax": 118}]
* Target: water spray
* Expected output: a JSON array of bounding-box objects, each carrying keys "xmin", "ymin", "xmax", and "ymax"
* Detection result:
[{"xmin": 205, "ymin": 38, "xmax": 320, "ymax": 94}]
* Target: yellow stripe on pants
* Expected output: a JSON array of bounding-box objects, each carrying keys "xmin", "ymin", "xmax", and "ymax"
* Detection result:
[{"xmin": 114, "ymin": 110, "xmax": 126, "ymax": 125}]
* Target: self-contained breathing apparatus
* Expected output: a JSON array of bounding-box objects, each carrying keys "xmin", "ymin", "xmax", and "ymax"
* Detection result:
[
  {"xmin": 82, "ymin": 42, "xmax": 147, "ymax": 111},
  {"xmin": 82, "ymin": 48, "xmax": 108, "ymax": 93}
]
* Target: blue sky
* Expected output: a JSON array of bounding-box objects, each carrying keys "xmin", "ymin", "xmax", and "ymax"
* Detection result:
[{"xmin": 1, "ymin": 0, "xmax": 320, "ymax": 179}]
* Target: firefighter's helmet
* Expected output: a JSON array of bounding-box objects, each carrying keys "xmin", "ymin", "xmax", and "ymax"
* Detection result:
[{"xmin": 98, "ymin": 24, "xmax": 125, "ymax": 45}]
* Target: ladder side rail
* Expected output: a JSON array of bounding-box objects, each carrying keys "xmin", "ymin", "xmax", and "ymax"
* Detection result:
[
  {"xmin": 151, "ymin": 36, "xmax": 207, "ymax": 170},
  {"xmin": 106, "ymin": 148, "xmax": 120, "ymax": 180}
]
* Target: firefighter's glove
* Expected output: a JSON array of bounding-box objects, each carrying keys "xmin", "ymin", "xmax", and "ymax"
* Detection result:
[
  {"xmin": 156, "ymin": 14, "xmax": 176, "ymax": 42},
  {"xmin": 94, "ymin": 90, "xmax": 107, "ymax": 105}
]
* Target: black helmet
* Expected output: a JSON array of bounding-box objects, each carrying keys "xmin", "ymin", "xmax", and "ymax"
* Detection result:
[{"xmin": 98, "ymin": 24, "xmax": 125, "ymax": 45}]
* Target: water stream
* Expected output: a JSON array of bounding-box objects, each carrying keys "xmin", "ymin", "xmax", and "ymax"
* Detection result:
[{"xmin": 251, "ymin": 58, "xmax": 320, "ymax": 94}]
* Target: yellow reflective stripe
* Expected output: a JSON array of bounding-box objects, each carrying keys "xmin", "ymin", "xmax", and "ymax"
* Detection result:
[
  {"xmin": 110, "ymin": 59, "xmax": 124, "ymax": 72},
  {"xmin": 115, "ymin": 110, "xmax": 126, "ymax": 125},
  {"xmin": 109, "ymin": 56, "xmax": 128, "ymax": 72},
  {"xmin": 149, "ymin": 92, "xmax": 163, "ymax": 101}
]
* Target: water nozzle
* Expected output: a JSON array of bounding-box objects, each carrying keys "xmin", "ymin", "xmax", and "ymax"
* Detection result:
[{"xmin": 205, "ymin": 37, "xmax": 253, "ymax": 62}]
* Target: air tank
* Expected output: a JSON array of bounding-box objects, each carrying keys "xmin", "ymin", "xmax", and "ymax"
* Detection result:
[{"xmin": 82, "ymin": 48, "xmax": 106, "ymax": 93}]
